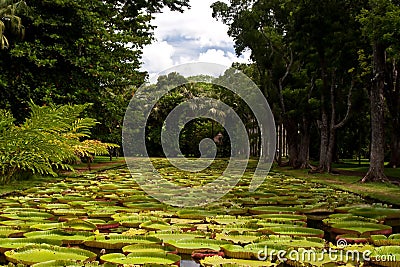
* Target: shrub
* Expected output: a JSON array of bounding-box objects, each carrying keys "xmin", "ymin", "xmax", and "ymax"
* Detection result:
[{"xmin": 0, "ymin": 102, "xmax": 118, "ymax": 183}]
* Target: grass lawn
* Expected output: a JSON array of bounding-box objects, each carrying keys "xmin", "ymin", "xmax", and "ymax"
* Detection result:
[{"xmin": 276, "ymin": 165, "xmax": 400, "ymax": 206}]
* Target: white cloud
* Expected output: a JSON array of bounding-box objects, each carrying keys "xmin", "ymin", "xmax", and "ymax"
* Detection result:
[
  {"xmin": 141, "ymin": 0, "xmax": 251, "ymax": 76},
  {"xmin": 198, "ymin": 49, "xmax": 251, "ymax": 66},
  {"xmin": 152, "ymin": 0, "xmax": 232, "ymax": 47},
  {"xmin": 141, "ymin": 41, "xmax": 174, "ymax": 74}
]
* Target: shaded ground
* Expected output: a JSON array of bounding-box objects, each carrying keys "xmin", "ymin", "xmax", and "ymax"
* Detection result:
[
  {"xmin": 71, "ymin": 158, "xmax": 126, "ymax": 173},
  {"xmin": 335, "ymin": 169, "xmax": 400, "ymax": 185},
  {"xmin": 277, "ymin": 166, "xmax": 400, "ymax": 207}
]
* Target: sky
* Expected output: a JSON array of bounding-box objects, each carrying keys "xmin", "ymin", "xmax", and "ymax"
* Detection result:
[{"xmin": 141, "ymin": 0, "xmax": 251, "ymax": 77}]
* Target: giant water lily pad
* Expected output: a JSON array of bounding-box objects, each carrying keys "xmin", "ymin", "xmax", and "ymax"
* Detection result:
[
  {"xmin": 0, "ymin": 226, "xmax": 23, "ymax": 237},
  {"xmin": 4, "ymin": 244, "xmax": 96, "ymax": 265},
  {"xmin": 200, "ymin": 255, "xmax": 273, "ymax": 266},
  {"xmin": 323, "ymin": 214, "xmax": 379, "ymax": 226},
  {"xmin": 221, "ymin": 244, "xmax": 256, "ymax": 259},
  {"xmin": 24, "ymin": 230, "xmax": 94, "ymax": 244},
  {"xmin": 122, "ymin": 243, "xmax": 176, "ymax": 254},
  {"xmin": 215, "ymin": 232, "xmax": 263, "ymax": 244},
  {"xmin": 30, "ymin": 222, "xmax": 64, "ymax": 231},
  {"xmin": 370, "ymin": 246, "xmax": 400, "ymax": 267},
  {"xmin": 84, "ymin": 234, "xmax": 161, "ymax": 249},
  {"xmin": 256, "ymin": 235, "xmax": 325, "ymax": 250},
  {"xmin": 256, "ymin": 214, "xmax": 308, "ymax": 223},
  {"xmin": 349, "ymin": 207, "xmax": 400, "ymax": 220},
  {"xmin": 249, "ymin": 206, "xmax": 299, "ymax": 215},
  {"xmin": 259, "ymin": 225, "xmax": 324, "ymax": 238},
  {"xmin": 32, "ymin": 260, "xmax": 101, "ymax": 267},
  {"xmin": 330, "ymin": 222, "xmax": 392, "ymax": 235},
  {"xmin": 285, "ymin": 248, "xmax": 358, "ymax": 267},
  {"xmin": 371, "ymin": 234, "xmax": 400, "ymax": 246},
  {"xmin": 166, "ymin": 238, "xmax": 230, "ymax": 254},
  {"xmin": 0, "ymin": 238, "xmax": 63, "ymax": 253},
  {"xmin": 150, "ymin": 231, "xmax": 206, "ymax": 242},
  {"xmin": 2, "ymin": 211, "xmax": 53, "ymax": 221},
  {"xmin": 100, "ymin": 252, "xmax": 181, "ymax": 265},
  {"xmin": 208, "ymin": 222, "xmax": 260, "ymax": 234},
  {"xmin": 62, "ymin": 219, "xmax": 97, "ymax": 231}
]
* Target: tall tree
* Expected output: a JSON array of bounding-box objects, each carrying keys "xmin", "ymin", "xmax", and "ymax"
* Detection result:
[
  {"xmin": 212, "ymin": 0, "xmax": 316, "ymax": 169},
  {"xmin": 358, "ymin": 0, "xmax": 400, "ymax": 182},
  {"xmin": 212, "ymin": 0, "xmax": 363, "ymax": 171},
  {"xmin": 0, "ymin": 0, "xmax": 189, "ymax": 139}
]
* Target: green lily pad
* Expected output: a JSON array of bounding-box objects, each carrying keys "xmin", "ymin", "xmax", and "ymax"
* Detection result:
[
  {"xmin": 30, "ymin": 222, "xmax": 64, "ymax": 231},
  {"xmin": 2, "ymin": 211, "xmax": 53, "ymax": 221},
  {"xmin": 101, "ymin": 252, "xmax": 181, "ymax": 265},
  {"xmin": 62, "ymin": 219, "xmax": 97, "ymax": 231},
  {"xmin": 200, "ymin": 255, "xmax": 273, "ymax": 267},
  {"xmin": 249, "ymin": 206, "xmax": 299, "ymax": 215},
  {"xmin": 208, "ymin": 222, "xmax": 260, "ymax": 234},
  {"xmin": 24, "ymin": 230, "xmax": 94, "ymax": 244},
  {"xmin": 84, "ymin": 234, "xmax": 161, "ymax": 249},
  {"xmin": 255, "ymin": 214, "xmax": 308, "ymax": 222},
  {"xmin": 4, "ymin": 244, "xmax": 96, "ymax": 265},
  {"xmin": 122, "ymin": 244, "xmax": 176, "ymax": 254},
  {"xmin": 215, "ymin": 232, "xmax": 263, "ymax": 245},
  {"xmin": 371, "ymin": 234, "xmax": 400, "ymax": 246},
  {"xmin": 323, "ymin": 214, "xmax": 379, "ymax": 226},
  {"xmin": 150, "ymin": 231, "xmax": 206, "ymax": 242},
  {"xmin": 349, "ymin": 207, "xmax": 400, "ymax": 220},
  {"xmin": 285, "ymin": 248, "xmax": 358, "ymax": 267},
  {"xmin": 330, "ymin": 222, "xmax": 392, "ymax": 235},
  {"xmin": 166, "ymin": 238, "xmax": 230, "ymax": 254},
  {"xmin": 255, "ymin": 235, "xmax": 325, "ymax": 250},
  {"xmin": 0, "ymin": 238, "xmax": 63, "ymax": 253},
  {"xmin": 31, "ymin": 260, "xmax": 101, "ymax": 267},
  {"xmin": 220, "ymin": 244, "xmax": 257, "ymax": 259},
  {"xmin": 371, "ymin": 246, "xmax": 400, "ymax": 267},
  {"xmin": 52, "ymin": 208, "xmax": 87, "ymax": 216},
  {"xmin": 259, "ymin": 226, "xmax": 325, "ymax": 238},
  {"xmin": 0, "ymin": 226, "xmax": 23, "ymax": 237}
]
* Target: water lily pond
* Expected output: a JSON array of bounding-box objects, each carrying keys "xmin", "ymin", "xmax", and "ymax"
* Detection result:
[{"xmin": 0, "ymin": 159, "xmax": 399, "ymax": 266}]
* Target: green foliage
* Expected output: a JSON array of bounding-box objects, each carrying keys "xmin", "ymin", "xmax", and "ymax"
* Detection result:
[
  {"xmin": 0, "ymin": 0, "xmax": 189, "ymax": 147},
  {"xmin": 0, "ymin": 102, "xmax": 118, "ymax": 184}
]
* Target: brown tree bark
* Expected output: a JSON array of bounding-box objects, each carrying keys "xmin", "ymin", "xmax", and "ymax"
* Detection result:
[
  {"xmin": 317, "ymin": 70, "xmax": 353, "ymax": 173},
  {"xmin": 386, "ymin": 59, "xmax": 400, "ymax": 168},
  {"xmin": 361, "ymin": 42, "xmax": 389, "ymax": 183},
  {"xmin": 283, "ymin": 119, "xmax": 300, "ymax": 168},
  {"xmin": 298, "ymin": 117, "xmax": 311, "ymax": 169},
  {"xmin": 388, "ymin": 129, "xmax": 400, "ymax": 168}
]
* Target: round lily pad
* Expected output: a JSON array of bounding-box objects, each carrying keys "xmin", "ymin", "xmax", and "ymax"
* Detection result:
[
  {"xmin": 101, "ymin": 252, "xmax": 181, "ymax": 265},
  {"xmin": 4, "ymin": 244, "xmax": 96, "ymax": 265}
]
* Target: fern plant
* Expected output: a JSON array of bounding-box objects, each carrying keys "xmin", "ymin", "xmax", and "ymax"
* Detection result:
[{"xmin": 0, "ymin": 102, "xmax": 119, "ymax": 184}]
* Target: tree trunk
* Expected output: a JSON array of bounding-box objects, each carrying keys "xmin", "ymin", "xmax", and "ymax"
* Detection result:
[
  {"xmin": 388, "ymin": 122, "xmax": 400, "ymax": 168},
  {"xmin": 283, "ymin": 119, "xmax": 300, "ymax": 168},
  {"xmin": 325, "ymin": 129, "xmax": 336, "ymax": 173},
  {"xmin": 318, "ymin": 69, "xmax": 353, "ymax": 173},
  {"xmin": 298, "ymin": 117, "xmax": 311, "ymax": 169},
  {"xmin": 361, "ymin": 41, "xmax": 389, "ymax": 183},
  {"xmin": 386, "ymin": 58, "xmax": 400, "ymax": 168},
  {"xmin": 318, "ymin": 106, "xmax": 329, "ymax": 171}
]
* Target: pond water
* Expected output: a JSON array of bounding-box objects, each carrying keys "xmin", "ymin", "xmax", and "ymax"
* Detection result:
[{"xmin": 0, "ymin": 160, "xmax": 399, "ymax": 266}]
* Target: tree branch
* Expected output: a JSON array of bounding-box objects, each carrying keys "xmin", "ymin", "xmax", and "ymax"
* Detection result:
[{"xmin": 334, "ymin": 79, "xmax": 354, "ymax": 130}]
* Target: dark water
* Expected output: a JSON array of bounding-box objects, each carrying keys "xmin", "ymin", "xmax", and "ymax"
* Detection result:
[{"xmin": 181, "ymin": 259, "xmax": 201, "ymax": 267}]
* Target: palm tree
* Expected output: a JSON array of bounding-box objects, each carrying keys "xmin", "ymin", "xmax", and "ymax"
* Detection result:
[{"xmin": 0, "ymin": 0, "xmax": 27, "ymax": 49}]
